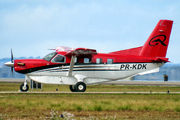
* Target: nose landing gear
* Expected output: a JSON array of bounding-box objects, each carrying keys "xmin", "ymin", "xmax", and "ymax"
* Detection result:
[
  {"xmin": 20, "ymin": 83, "xmax": 29, "ymax": 92},
  {"xmin": 20, "ymin": 79, "xmax": 29, "ymax": 92}
]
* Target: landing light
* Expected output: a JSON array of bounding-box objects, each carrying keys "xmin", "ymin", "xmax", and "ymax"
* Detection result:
[{"xmin": 17, "ymin": 62, "xmax": 25, "ymax": 66}]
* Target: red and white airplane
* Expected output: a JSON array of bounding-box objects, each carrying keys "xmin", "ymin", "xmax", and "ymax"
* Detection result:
[{"xmin": 5, "ymin": 19, "xmax": 173, "ymax": 92}]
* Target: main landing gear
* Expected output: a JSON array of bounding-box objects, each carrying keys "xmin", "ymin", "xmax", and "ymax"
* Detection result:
[{"xmin": 69, "ymin": 82, "xmax": 86, "ymax": 92}]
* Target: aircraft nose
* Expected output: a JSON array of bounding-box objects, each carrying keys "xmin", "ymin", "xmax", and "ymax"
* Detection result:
[{"xmin": 4, "ymin": 61, "xmax": 14, "ymax": 67}]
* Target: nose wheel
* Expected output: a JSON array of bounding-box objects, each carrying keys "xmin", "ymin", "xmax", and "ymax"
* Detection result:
[
  {"xmin": 20, "ymin": 83, "xmax": 29, "ymax": 92},
  {"xmin": 69, "ymin": 82, "xmax": 86, "ymax": 92}
]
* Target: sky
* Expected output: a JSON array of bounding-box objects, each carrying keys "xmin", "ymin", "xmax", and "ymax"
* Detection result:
[{"xmin": 0, "ymin": 0, "xmax": 180, "ymax": 63}]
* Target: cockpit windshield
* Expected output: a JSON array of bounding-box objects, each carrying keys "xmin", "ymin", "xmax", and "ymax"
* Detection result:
[{"xmin": 43, "ymin": 52, "xmax": 57, "ymax": 61}]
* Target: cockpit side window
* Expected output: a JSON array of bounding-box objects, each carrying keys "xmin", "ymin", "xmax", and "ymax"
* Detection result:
[
  {"xmin": 43, "ymin": 52, "xmax": 57, "ymax": 61},
  {"xmin": 51, "ymin": 55, "xmax": 65, "ymax": 63}
]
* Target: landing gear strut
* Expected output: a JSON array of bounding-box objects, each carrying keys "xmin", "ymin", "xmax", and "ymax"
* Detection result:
[{"xmin": 69, "ymin": 82, "xmax": 86, "ymax": 92}]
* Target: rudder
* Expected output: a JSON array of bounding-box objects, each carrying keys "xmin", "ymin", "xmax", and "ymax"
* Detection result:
[{"xmin": 139, "ymin": 20, "xmax": 173, "ymax": 57}]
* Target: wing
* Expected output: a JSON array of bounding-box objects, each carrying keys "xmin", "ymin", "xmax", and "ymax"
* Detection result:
[{"xmin": 66, "ymin": 48, "xmax": 97, "ymax": 57}]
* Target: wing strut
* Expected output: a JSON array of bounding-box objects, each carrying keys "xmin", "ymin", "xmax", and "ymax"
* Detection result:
[
  {"xmin": 66, "ymin": 47, "xmax": 97, "ymax": 77},
  {"xmin": 67, "ymin": 55, "xmax": 76, "ymax": 76}
]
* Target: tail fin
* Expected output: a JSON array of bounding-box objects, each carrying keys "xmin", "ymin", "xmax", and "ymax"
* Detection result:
[{"xmin": 139, "ymin": 20, "xmax": 173, "ymax": 57}]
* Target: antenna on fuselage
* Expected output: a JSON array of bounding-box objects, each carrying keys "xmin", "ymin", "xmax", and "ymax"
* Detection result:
[
  {"xmin": 99, "ymin": 46, "xmax": 105, "ymax": 53},
  {"xmin": 72, "ymin": 46, "xmax": 75, "ymax": 50}
]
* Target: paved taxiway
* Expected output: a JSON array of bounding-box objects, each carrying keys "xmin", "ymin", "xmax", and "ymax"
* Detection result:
[
  {"xmin": 0, "ymin": 79, "xmax": 25, "ymax": 83},
  {"xmin": 105, "ymin": 81, "xmax": 180, "ymax": 86},
  {"xmin": 1, "ymin": 78, "xmax": 180, "ymax": 86},
  {"xmin": 1, "ymin": 79, "xmax": 180, "ymax": 94}
]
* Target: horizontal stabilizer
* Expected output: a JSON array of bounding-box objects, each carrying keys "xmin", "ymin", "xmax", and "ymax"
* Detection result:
[{"xmin": 151, "ymin": 57, "xmax": 169, "ymax": 62}]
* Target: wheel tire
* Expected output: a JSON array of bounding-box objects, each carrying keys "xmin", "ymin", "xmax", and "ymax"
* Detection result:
[
  {"xmin": 20, "ymin": 83, "xmax": 29, "ymax": 92},
  {"xmin": 69, "ymin": 85, "xmax": 76, "ymax": 92},
  {"xmin": 74, "ymin": 82, "xmax": 86, "ymax": 92}
]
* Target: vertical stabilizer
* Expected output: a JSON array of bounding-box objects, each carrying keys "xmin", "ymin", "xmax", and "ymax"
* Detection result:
[{"xmin": 139, "ymin": 20, "xmax": 173, "ymax": 57}]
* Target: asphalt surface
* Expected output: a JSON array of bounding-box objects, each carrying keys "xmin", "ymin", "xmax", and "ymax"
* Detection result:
[
  {"xmin": 0, "ymin": 78, "xmax": 24, "ymax": 83},
  {"xmin": 1, "ymin": 78, "xmax": 180, "ymax": 86},
  {"xmin": 105, "ymin": 81, "xmax": 180, "ymax": 86}
]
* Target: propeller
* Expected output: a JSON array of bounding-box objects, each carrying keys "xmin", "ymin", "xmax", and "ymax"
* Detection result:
[{"xmin": 4, "ymin": 49, "xmax": 14, "ymax": 75}]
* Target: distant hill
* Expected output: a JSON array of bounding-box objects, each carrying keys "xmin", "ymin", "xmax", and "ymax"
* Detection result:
[{"xmin": 134, "ymin": 63, "xmax": 180, "ymax": 80}]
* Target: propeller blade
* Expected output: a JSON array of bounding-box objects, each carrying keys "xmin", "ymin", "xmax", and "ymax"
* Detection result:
[
  {"xmin": 11, "ymin": 67, "xmax": 13, "ymax": 76},
  {"xmin": 4, "ymin": 49, "xmax": 15, "ymax": 77},
  {"xmin": 11, "ymin": 48, "xmax": 13, "ymax": 63},
  {"xmin": 11, "ymin": 49, "xmax": 14, "ymax": 76}
]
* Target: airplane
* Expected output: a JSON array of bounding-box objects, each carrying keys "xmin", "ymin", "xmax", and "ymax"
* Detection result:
[{"xmin": 4, "ymin": 19, "xmax": 173, "ymax": 92}]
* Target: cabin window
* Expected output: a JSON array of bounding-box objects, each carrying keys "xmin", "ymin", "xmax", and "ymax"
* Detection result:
[
  {"xmin": 84, "ymin": 58, "xmax": 91, "ymax": 63},
  {"xmin": 107, "ymin": 59, "xmax": 113, "ymax": 64},
  {"xmin": 43, "ymin": 52, "xmax": 57, "ymax": 61},
  {"xmin": 96, "ymin": 58, "xmax": 102, "ymax": 64},
  {"xmin": 51, "ymin": 55, "xmax": 65, "ymax": 63},
  {"xmin": 75, "ymin": 57, "xmax": 77, "ymax": 63}
]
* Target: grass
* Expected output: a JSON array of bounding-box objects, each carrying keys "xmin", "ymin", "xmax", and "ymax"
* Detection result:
[
  {"xmin": 1, "ymin": 82, "xmax": 180, "ymax": 119},
  {"xmin": 1, "ymin": 93, "xmax": 180, "ymax": 119}
]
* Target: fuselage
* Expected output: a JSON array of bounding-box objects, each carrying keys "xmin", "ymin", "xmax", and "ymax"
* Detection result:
[{"xmin": 12, "ymin": 51, "xmax": 166, "ymax": 85}]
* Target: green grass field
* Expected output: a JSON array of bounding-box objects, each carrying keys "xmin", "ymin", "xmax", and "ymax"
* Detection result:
[{"xmin": 1, "ymin": 82, "xmax": 180, "ymax": 119}]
